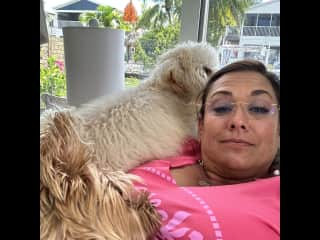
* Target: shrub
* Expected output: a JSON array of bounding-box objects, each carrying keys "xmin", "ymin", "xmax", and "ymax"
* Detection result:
[{"xmin": 40, "ymin": 56, "xmax": 67, "ymax": 97}]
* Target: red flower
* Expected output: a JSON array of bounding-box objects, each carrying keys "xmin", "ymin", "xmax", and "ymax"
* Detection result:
[
  {"xmin": 123, "ymin": 0, "xmax": 137, "ymax": 23},
  {"xmin": 55, "ymin": 60, "xmax": 64, "ymax": 71}
]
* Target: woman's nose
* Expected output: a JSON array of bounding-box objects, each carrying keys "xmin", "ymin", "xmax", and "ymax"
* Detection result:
[{"xmin": 227, "ymin": 105, "xmax": 249, "ymax": 131}]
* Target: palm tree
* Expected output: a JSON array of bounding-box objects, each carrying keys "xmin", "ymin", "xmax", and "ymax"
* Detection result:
[
  {"xmin": 137, "ymin": 0, "xmax": 182, "ymax": 29},
  {"xmin": 137, "ymin": 0, "xmax": 251, "ymax": 46},
  {"xmin": 207, "ymin": 0, "xmax": 254, "ymax": 46}
]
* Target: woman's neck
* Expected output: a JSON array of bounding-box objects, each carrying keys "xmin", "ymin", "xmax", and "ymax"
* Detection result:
[
  {"xmin": 170, "ymin": 162, "xmax": 267, "ymax": 187},
  {"xmin": 197, "ymin": 160, "xmax": 260, "ymax": 186},
  {"xmin": 202, "ymin": 169, "xmax": 257, "ymax": 186}
]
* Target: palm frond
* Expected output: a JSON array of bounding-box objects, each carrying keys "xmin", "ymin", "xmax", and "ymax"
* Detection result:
[{"xmin": 137, "ymin": 5, "xmax": 160, "ymax": 29}]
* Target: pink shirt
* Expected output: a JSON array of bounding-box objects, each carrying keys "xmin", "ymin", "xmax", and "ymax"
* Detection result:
[{"xmin": 129, "ymin": 140, "xmax": 280, "ymax": 240}]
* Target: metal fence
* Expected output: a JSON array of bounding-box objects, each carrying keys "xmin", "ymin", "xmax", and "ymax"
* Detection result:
[{"xmin": 242, "ymin": 26, "xmax": 280, "ymax": 37}]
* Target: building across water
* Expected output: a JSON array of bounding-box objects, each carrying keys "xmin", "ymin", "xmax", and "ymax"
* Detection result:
[{"xmin": 218, "ymin": 0, "xmax": 280, "ymax": 78}]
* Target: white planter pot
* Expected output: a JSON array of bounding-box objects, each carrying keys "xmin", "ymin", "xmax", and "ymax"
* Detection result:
[{"xmin": 63, "ymin": 27, "xmax": 125, "ymax": 107}]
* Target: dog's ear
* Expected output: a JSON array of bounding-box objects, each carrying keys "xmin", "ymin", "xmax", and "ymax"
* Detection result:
[
  {"xmin": 161, "ymin": 52, "xmax": 194, "ymax": 96},
  {"xmin": 166, "ymin": 69, "xmax": 187, "ymax": 95}
]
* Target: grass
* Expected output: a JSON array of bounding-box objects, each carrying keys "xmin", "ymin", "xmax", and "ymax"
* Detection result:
[{"xmin": 125, "ymin": 77, "xmax": 141, "ymax": 88}]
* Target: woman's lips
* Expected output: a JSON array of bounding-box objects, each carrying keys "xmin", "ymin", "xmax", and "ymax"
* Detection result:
[{"xmin": 220, "ymin": 139, "xmax": 254, "ymax": 147}]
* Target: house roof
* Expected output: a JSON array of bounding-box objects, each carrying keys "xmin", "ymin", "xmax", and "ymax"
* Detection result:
[{"xmin": 54, "ymin": 0, "xmax": 100, "ymax": 11}]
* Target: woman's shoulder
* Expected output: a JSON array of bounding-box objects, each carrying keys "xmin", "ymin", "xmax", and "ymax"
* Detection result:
[
  {"xmin": 129, "ymin": 140, "xmax": 201, "ymax": 189},
  {"xmin": 131, "ymin": 138, "xmax": 200, "ymax": 170}
]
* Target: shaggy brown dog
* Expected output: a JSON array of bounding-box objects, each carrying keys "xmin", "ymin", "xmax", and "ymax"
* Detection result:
[
  {"xmin": 40, "ymin": 41, "xmax": 218, "ymax": 239},
  {"xmin": 40, "ymin": 111, "xmax": 161, "ymax": 239}
]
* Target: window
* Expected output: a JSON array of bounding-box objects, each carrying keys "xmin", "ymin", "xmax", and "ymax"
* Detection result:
[
  {"xmin": 41, "ymin": 0, "xmax": 182, "ymax": 109},
  {"xmin": 244, "ymin": 14, "xmax": 258, "ymax": 26},
  {"xmin": 271, "ymin": 14, "xmax": 280, "ymax": 26},
  {"xmin": 58, "ymin": 13, "xmax": 80, "ymax": 21},
  {"xmin": 257, "ymin": 14, "xmax": 271, "ymax": 26},
  {"xmin": 41, "ymin": 0, "xmax": 280, "ymax": 112}
]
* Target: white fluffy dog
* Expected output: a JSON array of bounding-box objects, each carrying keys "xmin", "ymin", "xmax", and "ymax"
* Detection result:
[
  {"xmin": 54, "ymin": 41, "xmax": 217, "ymax": 171},
  {"xmin": 40, "ymin": 41, "xmax": 218, "ymax": 239}
]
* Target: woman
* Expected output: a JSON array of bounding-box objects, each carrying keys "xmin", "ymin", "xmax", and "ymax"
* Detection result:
[{"xmin": 130, "ymin": 59, "xmax": 280, "ymax": 239}]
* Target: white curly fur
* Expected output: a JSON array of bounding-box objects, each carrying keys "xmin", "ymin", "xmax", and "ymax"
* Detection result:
[{"xmin": 47, "ymin": 41, "xmax": 218, "ymax": 172}]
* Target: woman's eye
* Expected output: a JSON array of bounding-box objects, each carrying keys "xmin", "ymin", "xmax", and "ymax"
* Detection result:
[
  {"xmin": 213, "ymin": 105, "xmax": 233, "ymax": 114},
  {"xmin": 249, "ymin": 106, "xmax": 270, "ymax": 114}
]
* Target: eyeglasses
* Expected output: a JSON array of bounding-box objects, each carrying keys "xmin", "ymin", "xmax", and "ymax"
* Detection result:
[{"xmin": 205, "ymin": 101, "xmax": 280, "ymax": 120}]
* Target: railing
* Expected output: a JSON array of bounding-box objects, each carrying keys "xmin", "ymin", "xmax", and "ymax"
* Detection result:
[
  {"xmin": 242, "ymin": 26, "xmax": 280, "ymax": 37},
  {"xmin": 48, "ymin": 27, "xmax": 63, "ymax": 36},
  {"xmin": 47, "ymin": 21, "xmax": 84, "ymax": 36},
  {"xmin": 125, "ymin": 63, "xmax": 150, "ymax": 80},
  {"xmin": 226, "ymin": 26, "xmax": 240, "ymax": 35}
]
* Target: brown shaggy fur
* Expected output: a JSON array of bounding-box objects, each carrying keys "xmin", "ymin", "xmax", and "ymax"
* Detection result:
[
  {"xmin": 40, "ymin": 41, "xmax": 218, "ymax": 239},
  {"xmin": 40, "ymin": 111, "xmax": 161, "ymax": 239}
]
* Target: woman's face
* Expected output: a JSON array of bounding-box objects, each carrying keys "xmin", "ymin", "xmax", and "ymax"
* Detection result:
[{"xmin": 198, "ymin": 71, "xmax": 280, "ymax": 179}]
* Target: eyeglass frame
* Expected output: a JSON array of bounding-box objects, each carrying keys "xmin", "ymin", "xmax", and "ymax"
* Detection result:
[{"xmin": 204, "ymin": 101, "xmax": 280, "ymax": 120}]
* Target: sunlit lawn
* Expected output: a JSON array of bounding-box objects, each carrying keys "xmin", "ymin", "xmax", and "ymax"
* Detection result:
[{"xmin": 125, "ymin": 77, "xmax": 140, "ymax": 88}]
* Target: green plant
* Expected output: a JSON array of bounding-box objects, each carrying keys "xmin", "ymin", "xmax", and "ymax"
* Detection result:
[
  {"xmin": 206, "ymin": 0, "xmax": 253, "ymax": 46},
  {"xmin": 137, "ymin": 0, "xmax": 182, "ymax": 29},
  {"xmin": 40, "ymin": 56, "xmax": 66, "ymax": 97},
  {"xmin": 79, "ymin": 5, "xmax": 132, "ymax": 31},
  {"xmin": 134, "ymin": 21, "xmax": 180, "ymax": 67},
  {"xmin": 125, "ymin": 77, "xmax": 140, "ymax": 88},
  {"xmin": 133, "ymin": 40, "xmax": 153, "ymax": 67}
]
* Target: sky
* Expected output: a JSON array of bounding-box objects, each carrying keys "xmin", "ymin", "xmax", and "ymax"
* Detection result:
[{"xmin": 43, "ymin": 0, "xmax": 144, "ymax": 15}]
